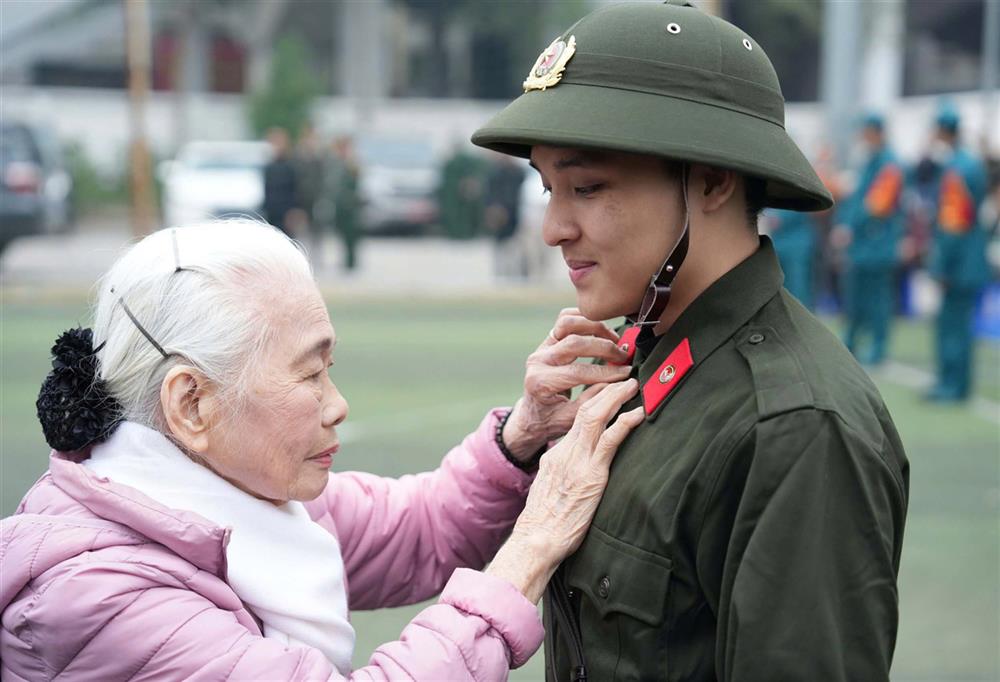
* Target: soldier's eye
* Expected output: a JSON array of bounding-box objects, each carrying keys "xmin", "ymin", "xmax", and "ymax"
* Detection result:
[{"xmin": 575, "ymin": 183, "xmax": 604, "ymax": 197}]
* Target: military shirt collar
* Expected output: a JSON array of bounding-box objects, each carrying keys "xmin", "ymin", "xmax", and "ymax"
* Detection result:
[{"xmin": 635, "ymin": 236, "xmax": 784, "ymax": 418}]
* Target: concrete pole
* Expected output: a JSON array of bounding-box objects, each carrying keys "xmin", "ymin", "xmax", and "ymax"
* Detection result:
[
  {"xmin": 821, "ymin": 0, "xmax": 864, "ymax": 169},
  {"xmin": 124, "ymin": 0, "xmax": 155, "ymax": 236},
  {"xmin": 339, "ymin": 0, "xmax": 388, "ymax": 132},
  {"xmin": 982, "ymin": 0, "xmax": 1000, "ymax": 151},
  {"xmin": 246, "ymin": 0, "xmax": 290, "ymax": 94},
  {"xmin": 860, "ymin": 0, "xmax": 904, "ymax": 112}
]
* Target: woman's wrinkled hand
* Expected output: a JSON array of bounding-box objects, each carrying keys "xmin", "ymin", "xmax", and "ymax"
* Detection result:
[
  {"xmin": 503, "ymin": 308, "xmax": 632, "ymax": 461},
  {"xmin": 487, "ymin": 379, "xmax": 644, "ymax": 603}
]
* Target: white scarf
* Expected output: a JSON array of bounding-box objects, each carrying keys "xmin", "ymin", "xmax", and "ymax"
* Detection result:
[{"xmin": 85, "ymin": 422, "xmax": 355, "ymax": 674}]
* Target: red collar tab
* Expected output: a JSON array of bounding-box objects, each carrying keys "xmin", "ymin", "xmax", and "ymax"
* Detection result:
[
  {"xmin": 642, "ymin": 338, "xmax": 693, "ymax": 415},
  {"xmin": 612, "ymin": 326, "xmax": 641, "ymax": 366}
]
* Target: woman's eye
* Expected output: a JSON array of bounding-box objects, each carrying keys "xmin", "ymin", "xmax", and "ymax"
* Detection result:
[
  {"xmin": 574, "ymin": 183, "xmax": 604, "ymax": 197},
  {"xmin": 308, "ymin": 364, "xmax": 331, "ymax": 381},
  {"xmin": 541, "ymin": 186, "xmax": 551, "ymax": 196}
]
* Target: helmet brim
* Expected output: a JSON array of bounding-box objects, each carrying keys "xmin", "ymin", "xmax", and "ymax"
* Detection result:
[{"xmin": 473, "ymin": 83, "xmax": 833, "ymax": 212}]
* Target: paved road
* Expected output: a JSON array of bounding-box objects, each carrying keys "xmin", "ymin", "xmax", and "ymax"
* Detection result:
[{"xmin": 0, "ymin": 209, "xmax": 573, "ymax": 299}]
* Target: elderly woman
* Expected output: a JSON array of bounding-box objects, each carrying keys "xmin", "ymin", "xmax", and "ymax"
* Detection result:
[{"xmin": 0, "ymin": 220, "xmax": 641, "ymax": 680}]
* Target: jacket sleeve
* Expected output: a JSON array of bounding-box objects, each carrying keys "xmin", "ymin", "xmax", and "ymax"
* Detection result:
[
  {"xmin": 703, "ymin": 408, "xmax": 908, "ymax": 682},
  {"xmin": 311, "ymin": 409, "xmax": 535, "ymax": 610},
  {"xmin": 28, "ymin": 563, "xmax": 542, "ymax": 681}
]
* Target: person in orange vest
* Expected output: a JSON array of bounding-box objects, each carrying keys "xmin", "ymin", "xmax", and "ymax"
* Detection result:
[
  {"xmin": 834, "ymin": 113, "xmax": 904, "ymax": 365},
  {"xmin": 924, "ymin": 105, "xmax": 991, "ymax": 401}
]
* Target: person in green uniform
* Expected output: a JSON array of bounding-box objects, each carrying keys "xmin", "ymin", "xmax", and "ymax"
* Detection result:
[
  {"xmin": 317, "ymin": 136, "xmax": 363, "ymax": 272},
  {"xmin": 472, "ymin": 2, "xmax": 909, "ymax": 680},
  {"xmin": 294, "ymin": 123, "xmax": 327, "ymax": 268},
  {"xmin": 835, "ymin": 113, "xmax": 905, "ymax": 365},
  {"xmin": 767, "ymin": 208, "xmax": 816, "ymax": 310},
  {"xmin": 437, "ymin": 141, "xmax": 486, "ymax": 240},
  {"xmin": 923, "ymin": 106, "xmax": 991, "ymax": 402}
]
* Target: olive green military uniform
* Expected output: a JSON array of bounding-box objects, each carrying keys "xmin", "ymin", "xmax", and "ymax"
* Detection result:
[
  {"xmin": 545, "ymin": 237, "xmax": 908, "ymax": 681},
  {"xmin": 317, "ymin": 152, "xmax": 362, "ymax": 271},
  {"xmin": 472, "ymin": 1, "xmax": 909, "ymax": 679},
  {"xmin": 438, "ymin": 147, "xmax": 487, "ymax": 240}
]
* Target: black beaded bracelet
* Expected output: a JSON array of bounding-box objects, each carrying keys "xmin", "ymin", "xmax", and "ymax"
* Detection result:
[{"xmin": 495, "ymin": 409, "xmax": 547, "ymax": 472}]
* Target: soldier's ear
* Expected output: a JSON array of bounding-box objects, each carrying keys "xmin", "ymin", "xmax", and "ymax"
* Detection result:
[{"xmin": 695, "ymin": 165, "xmax": 737, "ymax": 213}]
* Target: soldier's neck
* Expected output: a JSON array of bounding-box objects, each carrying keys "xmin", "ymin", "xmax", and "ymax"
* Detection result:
[{"xmin": 653, "ymin": 222, "xmax": 759, "ymax": 336}]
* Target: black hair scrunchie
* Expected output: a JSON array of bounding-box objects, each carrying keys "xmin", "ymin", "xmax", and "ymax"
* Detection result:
[{"xmin": 36, "ymin": 328, "xmax": 123, "ymax": 451}]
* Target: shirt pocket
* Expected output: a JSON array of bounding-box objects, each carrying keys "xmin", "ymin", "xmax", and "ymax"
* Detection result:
[{"xmin": 567, "ymin": 525, "xmax": 673, "ymax": 681}]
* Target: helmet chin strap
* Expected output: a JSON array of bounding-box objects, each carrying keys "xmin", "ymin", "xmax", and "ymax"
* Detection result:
[{"xmin": 628, "ymin": 163, "xmax": 691, "ymax": 330}]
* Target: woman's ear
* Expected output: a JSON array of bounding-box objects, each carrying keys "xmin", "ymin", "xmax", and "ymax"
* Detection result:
[
  {"xmin": 161, "ymin": 366, "xmax": 217, "ymax": 454},
  {"xmin": 695, "ymin": 164, "xmax": 738, "ymax": 213}
]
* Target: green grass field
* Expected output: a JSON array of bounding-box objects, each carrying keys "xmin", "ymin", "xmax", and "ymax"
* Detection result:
[{"xmin": 2, "ymin": 296, "xmax": 997, "ymax": 680}]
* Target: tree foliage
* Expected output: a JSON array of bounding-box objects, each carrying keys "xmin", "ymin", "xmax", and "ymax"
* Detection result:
[{"xmin": 248, "ymin": 34, "xmax": 319, "ymax": 139}]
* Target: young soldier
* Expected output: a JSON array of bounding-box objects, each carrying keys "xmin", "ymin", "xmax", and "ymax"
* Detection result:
[
  {"xmin": 473, "ymin": 2, "xmax": 909, "ymax": 680},
  {"xmin": 924, "ymin": 106, "xmax": 991, "ymax": 401},
  {"xmin": 835, "ymin": 113, "xmax": 905, "ymax": 365}
]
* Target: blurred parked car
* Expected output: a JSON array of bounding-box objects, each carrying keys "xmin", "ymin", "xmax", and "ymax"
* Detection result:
[
  {"xmin": 355, "ymin": 135, "xmax": 439, "ymax": 235},
  {"xmin": 516, "ymin": 163, "xmax": 552, "ymax": 280},
  {"xmin": 0, "ymin": 122, "xmax": 74, "ymax": 255},
  {"xmin": 159, "ymin": 141, "xmax": 270, "ymax": 228}
]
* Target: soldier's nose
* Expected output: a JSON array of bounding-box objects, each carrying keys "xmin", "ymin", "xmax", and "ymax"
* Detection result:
[{"xmin": 542, "ymin": 203, "xmax": 579, "ymax": 247}]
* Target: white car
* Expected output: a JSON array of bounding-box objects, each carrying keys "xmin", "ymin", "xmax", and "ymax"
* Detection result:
[{"xmin": 159, "ymin": 141, "xmax": 270, "ymax": 228}]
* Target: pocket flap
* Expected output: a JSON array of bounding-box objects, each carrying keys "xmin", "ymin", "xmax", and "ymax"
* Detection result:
[{"xmin": 566, "ymin": 526, "xmax": 673, "ymax": 626}]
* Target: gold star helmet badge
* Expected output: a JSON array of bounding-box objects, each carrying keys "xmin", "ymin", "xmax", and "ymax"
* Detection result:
[{"xmin": 523, "ymin": 35, "xmax": 577, "ymax": 93}]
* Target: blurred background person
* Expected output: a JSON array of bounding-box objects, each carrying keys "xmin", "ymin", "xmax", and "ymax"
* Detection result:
[
  {"xmin": 923, "ymin": 105, "xmax": 991, "ymax": 402},
  {"xmin": 833, "ymin": 113, "xmax": 905, "ymax": 366},
  {"xmin": 812, "ymin": 143, "xmax": 846, "ymax": 313},
  {"xmin": 483, "ymin": 152, "xmax": 526, "ymax": 280},
  {"xmin": 317, "ymin": 135, "xmax": 362, "ymax": 273},
  {"xmin": 262, "ymin": 127, "xmax": 299, "ymax": 237},
  {"xmin": 295, "ymin": 123, "xmax": 326, "ymax": 267},
  {"xmin": 768, "ymin": 208, "xmax": 818, "ymax": 310},
  {"xmin": 437, "ymin": 141, "xmax": 485, "ymax": 241},
  {"xmin": 903, "ymin": 141, "xmax": 944, "ymax": 291}
]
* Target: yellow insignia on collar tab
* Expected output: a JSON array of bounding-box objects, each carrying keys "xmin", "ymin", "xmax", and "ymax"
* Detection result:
[{"xmin": 523, "ymin": 35, "xmax": 576, "ymax": 93}]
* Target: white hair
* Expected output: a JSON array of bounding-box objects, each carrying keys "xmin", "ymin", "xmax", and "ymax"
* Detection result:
[{"xmin": 93, "ymin": 219, "xmax": 314, "ymax": 429}]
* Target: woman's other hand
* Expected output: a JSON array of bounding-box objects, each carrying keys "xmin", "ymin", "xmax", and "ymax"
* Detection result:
[
  {"xmin": 486, "ymin": 379, "xmax": 644, "ymax": 603},
  {"xmin": 503, "ymin": 308, "xmax": 632, "ymax": 462}
]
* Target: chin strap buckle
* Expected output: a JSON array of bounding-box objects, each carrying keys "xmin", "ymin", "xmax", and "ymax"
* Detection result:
[
  {"xmin": 628, "ymin": 164, "xmax": 691, "ymax": 328},
  {"xmin": 631, "ymin": 220, "xmax": 689, "ymax": 327}
]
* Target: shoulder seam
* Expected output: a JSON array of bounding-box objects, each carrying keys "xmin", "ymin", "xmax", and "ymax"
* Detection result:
[
  {"xmin": 757, "ymin": 406, "xmax": 906, "ymax": 496},
  {"xmin": 825, "ymin": 409, "xmax": 907, "ymax": 497}
]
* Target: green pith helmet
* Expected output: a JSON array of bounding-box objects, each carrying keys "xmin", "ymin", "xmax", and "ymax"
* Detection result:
[{"xmin": 472, "ymin": 0, "xmax": 833, "ymax": 212}]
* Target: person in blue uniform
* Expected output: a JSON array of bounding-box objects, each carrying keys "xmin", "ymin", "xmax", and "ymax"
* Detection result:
[
  {"xmin": 769, "ymin": 208, "xmax": 816, "ymax": 309},
  {"xmin": 836, "ymin": 113, "xmax": 904, "ymax": 365},
  {"xmin": 925, "ymin": 106, "xmax": 991, "ymax": 401}
]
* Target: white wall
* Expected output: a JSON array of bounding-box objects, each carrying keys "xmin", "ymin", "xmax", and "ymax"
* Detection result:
[{"xmin": 1, "ymin": 85, "xmax": 996, "ymax": 175}]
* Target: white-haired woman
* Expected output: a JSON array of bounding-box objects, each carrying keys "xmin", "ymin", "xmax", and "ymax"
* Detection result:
[{"xmin": 0, "ymin": 219, "xmax": 640, "ymax": 680}]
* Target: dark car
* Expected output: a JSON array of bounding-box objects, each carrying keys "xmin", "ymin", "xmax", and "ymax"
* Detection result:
[{"xmin": 0, "ymin": 123, "xmax": 74, "ymax": 255}]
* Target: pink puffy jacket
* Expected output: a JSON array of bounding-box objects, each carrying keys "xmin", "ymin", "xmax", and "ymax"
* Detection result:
[{"xmin": 0, "ymin": 410, "xmax": 544, "ymax": 681}]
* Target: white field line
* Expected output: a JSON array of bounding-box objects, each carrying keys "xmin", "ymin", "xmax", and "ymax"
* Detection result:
[
  {"xmin": 336, "ymin": 359, "xmax": 1000, "ymax": 447},
  {"xmin": 875, "ymin": 361, "xmax": 1000, "ymax": 426}
]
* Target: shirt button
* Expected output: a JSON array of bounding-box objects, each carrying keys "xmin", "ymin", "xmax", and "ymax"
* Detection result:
[
  {"xmin": 749, "ymin": 332, "xmax": 765, "ymax": 345},
  {"xmin": 597, "ymin": 576, "xmax": 611, "ymax": 598}
]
